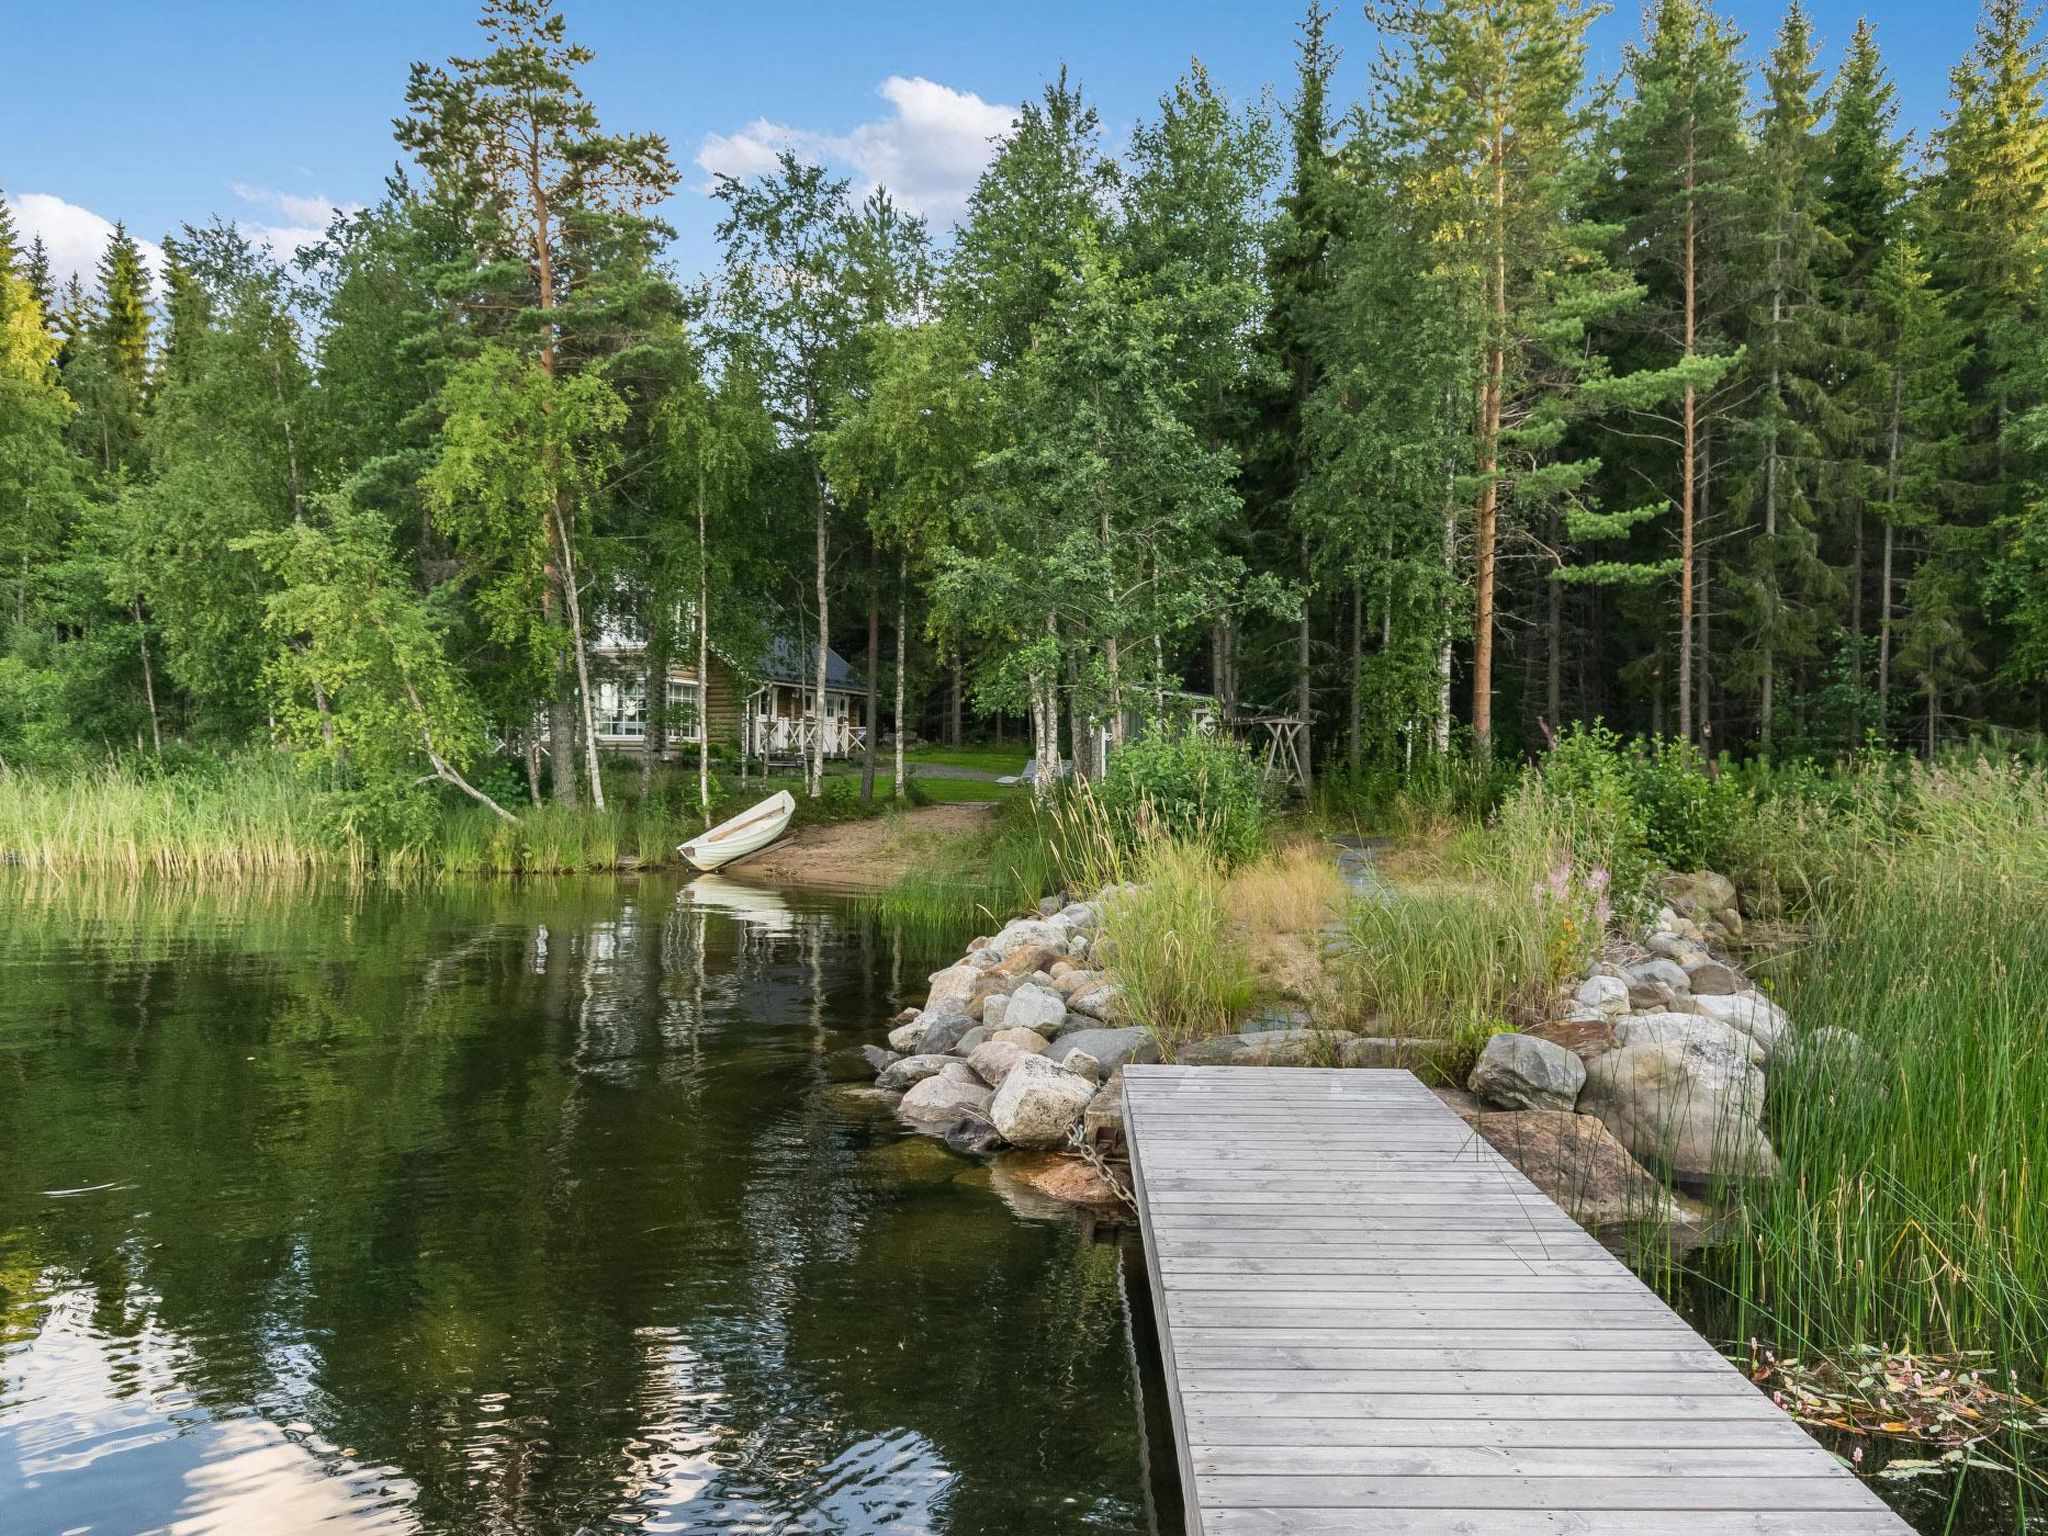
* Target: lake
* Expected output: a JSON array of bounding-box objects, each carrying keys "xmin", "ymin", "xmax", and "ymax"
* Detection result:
[{"xmin": 0, "ymin": 876, "xmax": 1168, "ymax": 1535}]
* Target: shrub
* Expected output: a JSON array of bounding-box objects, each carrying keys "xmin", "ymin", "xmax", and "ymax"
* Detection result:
[
  {"xmin": 1624, "ymin": 737, "xmax": 1741, "ymax": 873},
  {"xmin": 1096, "ymin": 727, "xmax": 1271, "ymax": 865},
  {"xmin": 1516, "ymin": 722, "xmax": 1654, "ymax": 911}
]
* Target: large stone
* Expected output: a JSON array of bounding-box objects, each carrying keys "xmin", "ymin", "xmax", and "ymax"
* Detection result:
[
  {"xmin": 886, "ymin": 1018, "xmax": 928, "ymax": 1054},
  {"xmin": 1524, "ymin": 1017, "xmax": 1619, "ymax": 1062},
  {"xmin": 876, "ymin": 1053, "xmax": 954, "ymax": 1091},
  {"xmin": 1646, "ymin": 933, "xmax": 1710, "ymax": 966},
  {"xmin": 1691, "ymin": 991, "xmax": 1791, "ymax": 1060},
  {"xmin": 1468, "ymin": 1031, "xmax": 1587, "ymax": 1112},
  {"xmin": 990, "ymin": 1026, "xmax": 1050, "ymax": 1052},
  {"xmin": 924, "ymin": 963, "xmax": 980, "ymax": 1015},
  {"xmin": 997, "ymin": 1151, "xmax": 1124, "ymax": 1207},
  {"xmin": 897, "ymin": 1071, "xmax": 992, "ymax": 1129},
  {"xmin": 1573, "ymin": 974, "xmax": 1630, "ymax": 1016},
  {"xmin": 861, "ymin": 1045, "xmax": 903, "ymax": 1075},
  {"xmin": 1054, "ymin": 967, "xmax": 1104, "ymax": 998},
  {"xmin": 964, "ymin": 972, "xmax": 1026, "ymax": 1018},
  {"xmin": 1060, "ymin": 1050, "xmax": 1104, "ymax": 1085},
  {"xmin": 1066, "ymin": 981, "xmax": 1123, "ymax": 1021},
  {"xmin": 916, "ymin": 1011, "xmax": 977, "ymax": 1056},
  {"xmin": 1684, "ymin": 958, "xmax": 1743, "ymax": 995},
  {"xmin": 1176, "ymin": 1028, "xmax": 1357, "ymax": 1066},
  {"xmin": 1060, "ymin": 901, "xmax": 1101, "ymax": 932},
  {"xmin": 1580, "ymin": 1013, "xmax": 1777, "ymax": 1183},
  {"xmin": 1475, "ymin": 1110, "xmax": 1690, "ymax": 1232},
  {"xmin": 984, "ymin": 919, "xmax": 1067, "ymax": 962},
  {"xmin": 1662, "ymin": 870, "xmax": 1737, "ymax": 918},
  {"xmin": 988, "ymin": 1055, "xmax": 1098, "ymax": 1149},
  {"xmin": 980, "ymin": 994, "xmax": 1009, "ymax": 1030},
  {"xmin": 968, "ymin": 1039, "xmax": 1038, "ymax": 1088},
  {"xmin": 1001, "ymin": 983, "xmax": 1068, "ymax": 1037},
  {"xmin": 1623, "ymin": 958, "xmax": 1692, "ymax": 1011},
  {"xmin": 1043, "ymin": 1026, "xmax": 1159, "ymax": 1074},
  {"xmin": 952, "ymin": 1025, "xmax": 993, "ymax": 1057},
  {"xmin": 993, "ymin": 942, "xmax": 1065, "ymax": 979}
]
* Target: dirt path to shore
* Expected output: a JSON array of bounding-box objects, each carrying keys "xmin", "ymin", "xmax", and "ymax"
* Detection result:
[{"xmin": 717, "ymin": 801, "xmax": 998, "ymax": 891}]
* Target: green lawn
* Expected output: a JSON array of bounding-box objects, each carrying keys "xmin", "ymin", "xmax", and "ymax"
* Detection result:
[{"xmin": 901, "ymin": 744, "xmax": 1030, "ymax": 776}]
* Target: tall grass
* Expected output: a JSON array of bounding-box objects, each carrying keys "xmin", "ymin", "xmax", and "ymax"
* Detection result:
[
  {"xmin": 1097, "ymin": 842, "xmax": 1261, "ymax": 1052},
  {"xmin": 863, "ymin": 797, "xmax": 1068, "ymax": 949},
  {"xmin": 0, "ymin": 757, "xmax": 360, "ymax": 876},
  {"xmin": 1691, "ymin": 859, "xmax": 2048, "ymax": 1388}
]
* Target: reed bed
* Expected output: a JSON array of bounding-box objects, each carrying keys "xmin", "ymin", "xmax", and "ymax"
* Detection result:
[{"xmin": 0, "ymin": 758, "xmax": 360, "ymax": 876}]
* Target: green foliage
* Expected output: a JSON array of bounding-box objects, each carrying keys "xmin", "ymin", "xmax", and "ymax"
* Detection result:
[
  {"xmin": 1623, "ymin": 736, "xmax": 1740, "ymax": 871},
  {"xmin": 1516, "ymin": 722, "xmax": 1656, "ymax": 908},
  {"xmin": 1095, "ymin": 727, "xmax": 1271, "ymax": 866}
]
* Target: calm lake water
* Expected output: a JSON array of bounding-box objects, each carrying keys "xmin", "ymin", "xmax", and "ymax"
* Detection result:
[{"xmin": 0, "ymin": 876, "xmax": 1164, "ymax": 1535}]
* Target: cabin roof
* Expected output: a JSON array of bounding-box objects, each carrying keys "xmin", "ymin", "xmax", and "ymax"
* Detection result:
[{"xmin": 756, "ymin": 635, "xmax": 863, "ymax": 691}]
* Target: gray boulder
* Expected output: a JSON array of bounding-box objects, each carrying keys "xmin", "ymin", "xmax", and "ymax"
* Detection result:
[
  {"xmin": 967, "ymin": 1039, "xmax": 1037, "ymax": 1087},
  {"xmin": 1468, "ymin": 1031, "xmax": 1587, "ymax": 1112},
  {"xmin": 886, "ymin": 1017, "xmax": 928, "ymax": 1054},
  {"xmin": 897, "ymin": 1071, "xmax": 992, "ymax": 1129},
  {"xmin": 876, "ymin": 1053, "xmax": 954, "ymax": 1092},
  {"xmin": 1579, "ymin": 1012, "xmax": 1776, "ymax": 1183},
  {"xmin": 1684, "ymin": 958, "xmax": 1744, "ymax": 996},
  {"xmin": 1476, "ymin": 1110, "xmax": 1692, "ymax": 1233},
  {"xmin": 916, "ymin": 1011, "xmax": 977, "ymax": 1056},
  {"xmin": 1043, "ymin": 1026, "xmax": 1159, "ymax": 1074},
  {"xmin": 980, "ymin": 994, "xmax": 1009, "ymax": 1030},
  {"xmin": 862, "ymin": 1045, "xmax": 903, "ymax": 1075},
  {"xmin": 1002, "ymin": 982, "xmax": 1068, "ymax": 1037},
  {"xmin": 1066, "ymin": 981, "xmax": 1123, "ymax": 1021},
  {"xmin": 1061, "ymin": 1050, "xmax": 1104, "ymax": 1085},
  {"xmin": 984, "ymin": 919, "xmax": 1067, "ymax": 962},
  {"xmin": 988, "ymin": 1055, "xmax": 1097, "ymax": 1149},
  {"xmin": 1692, "ymin": 991, "xmax": 1791, "ymax": 1060},
  {"xmin": 924, "ymin": 963, "xmax": 980, "ymax": 1015},
  {"xmin": 1573, "ymin": 974, "xmax": 1630, "ymax": 1015},
  {"xmin": 1646, "ymin": 933, "xmax": 1710, "ymax": 966}
]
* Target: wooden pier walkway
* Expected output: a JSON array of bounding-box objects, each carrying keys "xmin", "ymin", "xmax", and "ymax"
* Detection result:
[{"xmin": 1121, "ymin": 1065, "xmax": 1912, "ymax": 1535}]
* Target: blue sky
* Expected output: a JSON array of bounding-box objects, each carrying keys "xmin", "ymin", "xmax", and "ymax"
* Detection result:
[{"xmin": 2, "ymin": 0, "xmax": 1986, "ymax": 295}]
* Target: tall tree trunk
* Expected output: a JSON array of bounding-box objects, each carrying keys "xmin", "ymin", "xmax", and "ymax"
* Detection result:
[
  {"xmin": 861, "ymin": 578, "xmax": 879, "ymax": 802},
  {"xmin": 1761, "ymin": 286, "xmax": 1781, "ymax": 753},
  {"xmin": 697, "ymin": 467, "xmax": 712, "ymax": 825},
  {"xmin": 895, "ymin": 556, "xmax": 908, "ymax": 801},
  {"xmin": 1545, "ymin": 516, "xmax": 1563, "ymax": 732},
  {"xmin": 1347, "ymin": 579, "xmax": 1363, "ymax": 773},
  {"xmin": 1698, "ymin": 426, "xmax": 1714, "ymax": 756},
  {"xmin": 549, "ymin": 663, "xmax": 580, "ymax": 809},
  {"xmin": 1438, "ymin": 436, "xmax": 1457, "ymax": 756},
  {"xmin": 1677, "ymin": 145, "xmax": 1697, "ymax": 746},
  {"xmin": 552, "ymin": 501, "xmax": 605, "ymax": 811},
  {"xmin": 1472, "ymin": 129, "xmax": 1507, "ymax": 760},
  {"xmin": 811, "ymin": 475, "xmax": 830, "ymax": 799},
  {"xmin": 1296, "ymin": 544, "xmax": 1314, "ymax": 792},
  {"xmin": 1879, "ymin": 363, "xmax": 1902, "ymax": 731},
  {"xmin": 525, "ymin": 733, "xmax": 543, "ymax": 808}
]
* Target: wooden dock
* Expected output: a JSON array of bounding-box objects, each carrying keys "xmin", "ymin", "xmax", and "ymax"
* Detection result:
[{"xmin": 1121, "ymin": 1065, "xmax": 1913, "ymax": 1535}]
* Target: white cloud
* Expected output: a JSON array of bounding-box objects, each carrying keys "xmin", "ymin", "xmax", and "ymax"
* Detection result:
[
  {"xmin": 696, "ymin": 76, "xmax": 1015, "ymax": 227},
  {"xmin": 228, "ymin": 182, "xmax": 362, "ymax": 262},
  {"xmin": 5, "ymin": 191, "xmax": 168, "ymax": 298}
]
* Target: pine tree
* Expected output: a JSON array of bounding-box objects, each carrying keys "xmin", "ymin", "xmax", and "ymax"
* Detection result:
[
  {"xmin": 1375, "ymin": 0, "xmax": 1627, "ymax": 757},
  {"xmin": 399, "ymin": 0, "xmax": 679, "ymax": 809},
  {"xmin": 1578, "ymin": 0, "xmax": 1750, "ymax": 746}
]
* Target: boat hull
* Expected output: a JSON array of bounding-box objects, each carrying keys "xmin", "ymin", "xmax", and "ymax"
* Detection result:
[{"xmin": 678, "ymin": 790, "xmax": 796, "ymax": 872}]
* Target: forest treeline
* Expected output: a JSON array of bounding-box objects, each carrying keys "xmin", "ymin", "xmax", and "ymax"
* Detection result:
[{"xmin": 5, "ymin": 0, "xmax": 2048, "ymax": 836}]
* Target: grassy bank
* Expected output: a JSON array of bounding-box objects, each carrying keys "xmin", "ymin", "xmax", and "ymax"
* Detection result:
[{"xmin": 0, "ymin": 754, "xmax": 939, "ymax": 876}]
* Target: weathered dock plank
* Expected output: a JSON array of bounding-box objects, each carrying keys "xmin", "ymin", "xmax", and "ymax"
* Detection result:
[{"xmin": 1122, "ymin": 1065, "xmax": 1910, "ymax": 1536}]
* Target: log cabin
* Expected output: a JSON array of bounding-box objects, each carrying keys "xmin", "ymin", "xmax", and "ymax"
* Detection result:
[{"xmin": 587, "ymin": 628, "xmax": 869, "ymax": 762}]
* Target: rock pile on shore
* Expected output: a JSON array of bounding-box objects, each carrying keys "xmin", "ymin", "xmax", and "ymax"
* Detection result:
[
  {"xmin": 1456, "ymin": 870, "xmax": 1855, "ymax": 1237},
  {"xmin": 862, "ymin": 894, "xmax": 1151, "ymax": 1202}
]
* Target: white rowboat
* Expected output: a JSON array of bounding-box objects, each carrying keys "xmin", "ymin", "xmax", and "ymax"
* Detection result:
[{"xmin": 677, "ymin": 790, "xmax": 795, "ymax": 872}]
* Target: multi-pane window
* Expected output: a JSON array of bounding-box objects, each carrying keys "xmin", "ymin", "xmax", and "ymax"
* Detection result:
[
  {"xmin": 666, "ymin": 678, "xmax": 704, "ymax": 742},
  {"xmin": 595, "ymin": 680, "xmax": 648, "ymax": 739}
]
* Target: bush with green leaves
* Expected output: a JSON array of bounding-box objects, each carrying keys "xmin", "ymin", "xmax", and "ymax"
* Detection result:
[
  {"xmin": 1096, "ymin": 726, "xmax": 1271, "ymax": 865},
  {"xmin": 1517, "ymin": 722, "xmax": 1655, "ymax": 911},
  {"xmin": 1624, "ymin": 737, "xmax": 1741, "ymax": 873}
]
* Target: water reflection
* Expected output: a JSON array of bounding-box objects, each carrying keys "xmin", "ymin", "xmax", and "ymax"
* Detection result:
[{"xmin": 0, "ymin": 876, "xmax": 1145, "ymax": 1534}]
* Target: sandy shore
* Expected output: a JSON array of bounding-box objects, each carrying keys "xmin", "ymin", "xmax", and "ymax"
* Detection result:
[{"xmin": 716, "ymin": 801, "xmax": 998, "ymax": 891}]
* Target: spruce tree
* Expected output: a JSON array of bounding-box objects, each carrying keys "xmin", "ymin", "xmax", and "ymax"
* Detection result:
[{"xmin": 1731, "ymin": 2, "xmax": 1835, "ymax": 749}]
